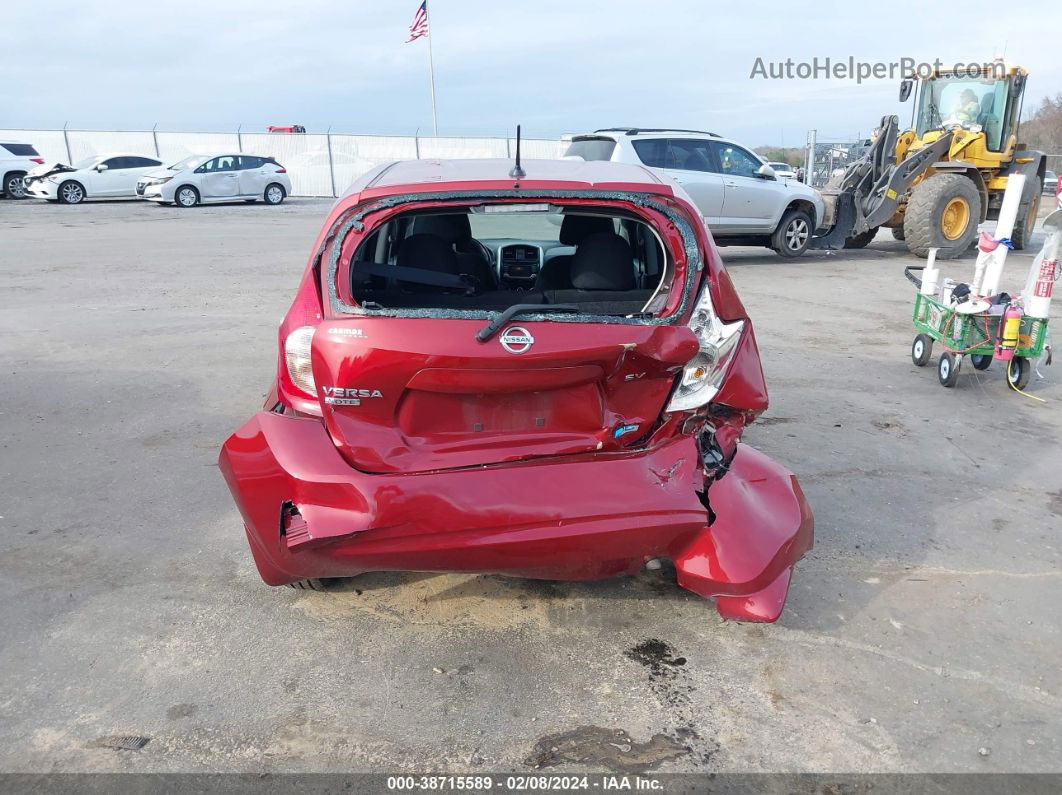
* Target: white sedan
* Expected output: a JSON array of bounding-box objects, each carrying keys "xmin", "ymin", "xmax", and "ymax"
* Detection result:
[
  {"xmin": 24, "ymin": 153, "xmax": 164, "ymax": 203},
  {"xmin": 136, "ymin": 154, "xmax": 292, "ymax": 207}
]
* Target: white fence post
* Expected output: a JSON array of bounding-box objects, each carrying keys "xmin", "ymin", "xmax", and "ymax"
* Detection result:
[
  {"xmin": 805, "ymin": 129, "xmax": 816, "ymax": 186},
  {"xmin": 62, "ymin": 122, "xmax": 72, "ymax": 164},
  {"xmin": 326, "ymin": 126, "xmax": 337, "ymax": 199}
]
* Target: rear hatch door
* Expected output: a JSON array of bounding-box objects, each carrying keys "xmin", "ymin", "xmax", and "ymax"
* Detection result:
[{"xmin": 310, "ymin": 317, "xmax": 698, "ymax": 474}]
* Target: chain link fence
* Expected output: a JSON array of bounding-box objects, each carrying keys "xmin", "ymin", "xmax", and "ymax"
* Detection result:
[
  {"xmin": 802, "ymin": 131, "xmax": 869, "ymax": 189},
  {"xmin": 804, "ymin": 129, "xmax": 1062, "ymax": 195},
  {"xmin": 0, "ymin": 127, "xmax": 568, "ymax": 197}
]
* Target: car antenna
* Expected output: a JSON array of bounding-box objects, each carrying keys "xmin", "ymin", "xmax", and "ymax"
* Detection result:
[{"xmin": 509, "ymin": 125, "xmax": 526, "ymax": 179}]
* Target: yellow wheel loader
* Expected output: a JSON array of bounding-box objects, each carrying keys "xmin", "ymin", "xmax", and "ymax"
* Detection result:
[{"xmin": 812, "ymin": 62, "xmax": 1046, "ymax": 258}]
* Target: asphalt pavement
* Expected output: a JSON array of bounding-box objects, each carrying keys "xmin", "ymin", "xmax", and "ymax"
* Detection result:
[{"xmin": 0, "ymin": 197, "xmax": 1059, "ymax": 774}]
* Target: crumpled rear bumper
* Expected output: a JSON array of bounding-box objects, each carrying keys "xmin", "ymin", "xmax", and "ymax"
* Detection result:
[{"xmin": 219, "ymin": 411, "xmax": 813, "ymax": 622}]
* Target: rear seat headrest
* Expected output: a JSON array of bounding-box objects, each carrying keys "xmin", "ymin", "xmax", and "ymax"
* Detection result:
[
  {"xmin": 559, "ymin": 214, "xmax": 614, "ymax": 246},
  {"xmin": 408, "ymin": 214, "xmax": 472, "ymax": 245},
  {"xmin": 570, "ymin": 232, "xmax": 635, "ymax": 291},
  {"xmin": 396, "ymin": 234, "xmax": 459, "ymax": 274}
]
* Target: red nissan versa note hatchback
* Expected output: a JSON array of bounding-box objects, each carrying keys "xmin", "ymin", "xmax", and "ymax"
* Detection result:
[{"xmin": 218, "ymin": 158, "xmax": 813, "ymax": 622}]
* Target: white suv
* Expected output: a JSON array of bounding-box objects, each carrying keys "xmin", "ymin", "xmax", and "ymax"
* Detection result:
[
  {"xmin": 1, "ymin": 141, "xmax": 45, "ymax": 199},
  {"xmin": 565, "ymin": 128, "xmax": 825, "ymax": 257}
]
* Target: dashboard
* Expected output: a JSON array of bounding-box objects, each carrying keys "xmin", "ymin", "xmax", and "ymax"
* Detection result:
[{"xmin": 482, "ymin": 238, "xmax": 573, "ymax": 287}]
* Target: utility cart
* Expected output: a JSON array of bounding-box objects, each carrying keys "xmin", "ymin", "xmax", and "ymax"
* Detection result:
[
  {"xmin": 904, "ymin": 181, "xmax": 1058, "ymax": 394},
  {"xmin": 908, "ymin": 290, "xmax": 1049, "ymax": 389}
]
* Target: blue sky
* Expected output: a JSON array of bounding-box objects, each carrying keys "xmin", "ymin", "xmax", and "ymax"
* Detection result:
[{"xmin": 4, "ymin": 0, "xmax": 1060, "ymax": 147}]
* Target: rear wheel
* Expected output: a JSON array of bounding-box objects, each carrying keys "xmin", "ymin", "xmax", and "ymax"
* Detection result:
[
  {"xmin": 1006, "ymin": 358, "xmax": 1031, "ymax": 390},
  {"xmin": 175, "ymin": 185, "xmax": 199, "ymax": 207},
  {"xmin": 844, "ymin": 227, "xmax": 879, "ymax": 249},
  {"xmin": 772, "ymin": 208, "xmax": 813, "ymax": 257},
  {"xmin": 58, "ymin": 180, "xmax": 86, "ymax": 204},
  {"xmin": 4, "ymin": 171, "xmax": 27, "ymax": 199},
  {"xmin": 911, "ymin": 334, "xmax": 933, "ymax": 367},
  {"xmin": 970, "ymin": 353, "xmax": 992, "ymax": 370},
  {"xmin": 1010, "ymin": 176, "xmax": 1041, "ymax": 251},
  {"xmin": 904, "ymin": 173, "xmax": 981, "ymax": 259},
  {"xmin": 264, "ymin": 183, "xmax": 286, "ymax": 205},
  {"xmin": 938, "ymin": 352, "xmax": 961, "ymax": 387}
]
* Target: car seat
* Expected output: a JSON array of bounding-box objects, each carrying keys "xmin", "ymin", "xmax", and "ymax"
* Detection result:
[{"xmin": 536, "ymin": 214, "xmax": 615, "ymax": 289}]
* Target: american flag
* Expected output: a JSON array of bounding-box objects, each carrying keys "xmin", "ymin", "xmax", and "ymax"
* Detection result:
[{"xmin": 406, "ymin": 1, "xmax": 429, "ymax": 42}]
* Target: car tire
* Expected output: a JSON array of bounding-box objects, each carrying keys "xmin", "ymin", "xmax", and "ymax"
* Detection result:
[
  {"xmin": 891, "ymin": 226, "xmax": 906, "ymax": 241},
  {"xmin": 970, "ymin": 353, "xmax": 992, "ymax": 370},
  {"xmin": 57, "ymin": 180, "xmax": 86, "ymax": 204},
  {"xmin": 911, "ymin": 334, "xmax": 933, "ymax": 367},
  {"xmin": 938, "ymin": 351, "xmax": 961, "ymax": 387},
  {"xmin": 264, "ymin": 183, "xmax": 286, "ymax": 205},
  {"xmin": 1010, "ymin": 176, "xmax": 1041, "ymax": 251},
  {"xmin": 771, "ymin": 208, "xmax": 813, "ymax": 257},
  {"xmin": 1005, "ymin": 357, "xmax": 1031, "ymax": 390},
  {"xmin": 289, "ymin": 578, "xmax": 329, "ymax": 591},
  {"xmin": 175, "ymin": 185, "xmax": 199, "ymax": 207},
  {"xmin": 844, "ymin": 227, "xmax": 878, "ymax": 249},
  {"xmin": 4, "ymin": 171, "xmax": 27, "ymax": 199},
  {"xmin": 904, "ymin": 173, "xmax": 981, "ymax": 259}
]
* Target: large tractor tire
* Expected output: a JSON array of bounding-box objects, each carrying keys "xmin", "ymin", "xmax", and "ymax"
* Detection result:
[
  {"xmin": 904, "ymin": 173, "xmax": 981, "ymax": 259},
  {"xmin": 1010, "ymin": 176, "xmax": 1041, "ymax": 251}
]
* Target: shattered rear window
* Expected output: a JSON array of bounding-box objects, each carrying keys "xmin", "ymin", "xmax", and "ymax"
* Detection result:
[
  {"xmin": 346, "ymin": 202, "xmax": 673, "ymax": 318},
  {"xmin": 324, "ymin": 190, "xmax": 704, "ymax": 328}
]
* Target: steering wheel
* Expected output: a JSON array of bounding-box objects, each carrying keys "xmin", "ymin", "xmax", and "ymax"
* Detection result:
[{"xmin": 472, "ymin": 238, "xmax": 495, "ymax": 266}]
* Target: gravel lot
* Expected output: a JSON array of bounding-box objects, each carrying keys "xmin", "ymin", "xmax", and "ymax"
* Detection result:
[{"xmin": 1, "ymin": 197, "xmax": 1059, "ymax": 775}]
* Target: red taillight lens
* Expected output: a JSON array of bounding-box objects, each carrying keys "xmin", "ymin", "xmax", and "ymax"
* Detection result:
[
  {"xmin": 276, "ymin": 270, "xmax": 324, "ymax": 412},
  {"xmin": 276, "ymin": 167, "xmax": 287, "ymax": 173},
  {"xmin": 284, "ymin": 326, "xmax": 317, "ymax": 395},
  {"xmin": 30, "ymin": 158, "xmax": 44, "ymax": 164}
]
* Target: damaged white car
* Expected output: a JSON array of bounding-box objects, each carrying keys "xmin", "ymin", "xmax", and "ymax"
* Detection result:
[{"xmin": 24, "ymin": 153, "xmax": 163, "ymax": 204}]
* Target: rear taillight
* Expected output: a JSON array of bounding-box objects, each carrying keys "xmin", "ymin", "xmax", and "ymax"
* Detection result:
[
  {"xmin": 276, "ymin": 269, "xmax": 323, "ymax": 411},
  {"xmin": 284, "ymin": 326, "xmax": 316, "ymax": 396},
  {"xmin": 665, "ymin": 284, "xmax": 744, "ymax": 413},
  {"xmin": 30, "ymin": 158, "xmax": 44, "ymax": 164},
  {"xmin": 276, "ymin": 167, "xmax": 287, "ymax": 173}
]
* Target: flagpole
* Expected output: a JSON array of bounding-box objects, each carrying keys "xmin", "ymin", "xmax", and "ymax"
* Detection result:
[{"xmin": 425, "ymin": 2, "xmax": 438, "ymax": 135}]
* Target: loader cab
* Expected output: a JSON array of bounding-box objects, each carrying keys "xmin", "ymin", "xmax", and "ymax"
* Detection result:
[{"xmin": 908, "ymin": 66, "xmax": 1026, "ymax": 153}]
